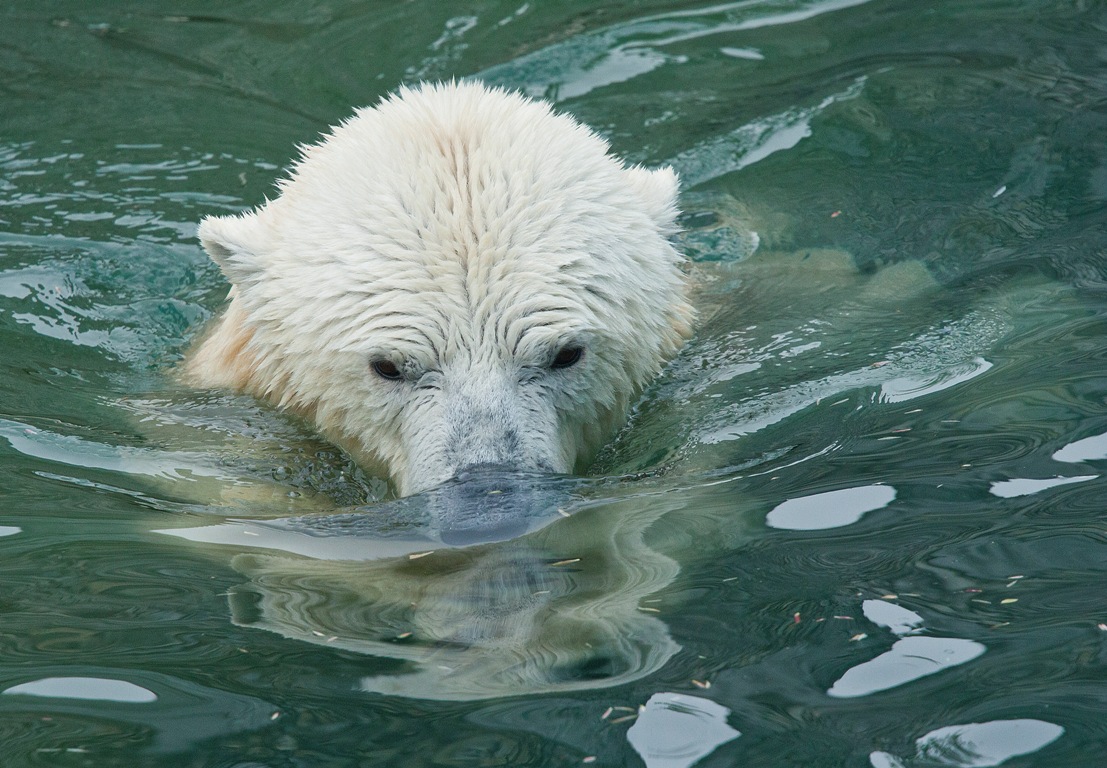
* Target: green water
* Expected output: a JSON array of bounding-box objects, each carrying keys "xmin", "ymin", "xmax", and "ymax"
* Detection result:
[{"xmin": 2, "ymin": 0, "xmax": 1106, "ymax": 765}]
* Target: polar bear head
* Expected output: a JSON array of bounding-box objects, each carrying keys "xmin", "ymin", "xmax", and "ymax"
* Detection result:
[{"xmin": 186, "ymin": 81, "xmax": 692, "ymax": 496}]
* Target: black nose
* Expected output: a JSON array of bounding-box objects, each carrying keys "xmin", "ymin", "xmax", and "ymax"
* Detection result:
[{"xmin": 430, "ymin": 466, "xmax": 573, "ymax": 546}]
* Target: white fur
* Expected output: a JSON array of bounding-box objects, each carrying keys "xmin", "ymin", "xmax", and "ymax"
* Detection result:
[{"xmin": 184, "ymin": 81, "xmax": 692, "ymax": 496}]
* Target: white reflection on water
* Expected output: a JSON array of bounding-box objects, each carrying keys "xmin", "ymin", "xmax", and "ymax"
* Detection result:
[
  {"xmin": 627, "ymin": 692, "xmax": 740, "ymax": 768},
  {"xmin": 830, "ymin": 599, "xmax": 985, "ymax": 699},
  {"xmin": 0, "ymin": 398, "xmax": 376, "ymax": 513},
  {"xmin": 1052, "ymin": 431, "xmax": 1107, "ymax": 463},
  {"xmin": 3, "ymin": 676, "xmax": 157, "ymax": 703},
  {"xmin": 698, "ymin": 324, "xmax": 999, "ymax": 444},
  {"xmin": 828, "ymin": 636, "xmax": 985, "ymax": 699},
  {"xmin": 0, "ymin": 669, "xmax": 277, "ymax": 753},
  {"xmin": 766, "ymin": 484, "xmax": 895, "ymax": 530},
  {"xmin": 861, "ymin": 599, "xmax": 923, "ymax": 637},
  {"xmin": 869, "ymin": 718, "xmax": 1064, "ymax": 767},
  {"xmin": 159, "ymin": 518, "xmax": 441, "ymax": 561},
  {"xmin": 988, "ymin": 475, "xmax": 1096, "ymax": 498},
  {"xmin": 672, "ymin": 77, "xmax": 866, "ymax": 188},
  {"xmin": 0, "ymin": 417, "xmax": 229, "ymax": 482},
  {"xmin": 878, "ymin": 357, "xmax": 993, "ymax": 404},
  {"xmin": 479, "ymin": 0, "xmax": 873, "ymax": 102}
]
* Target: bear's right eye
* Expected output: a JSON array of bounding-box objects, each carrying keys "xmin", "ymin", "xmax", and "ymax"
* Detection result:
[
  {"xmin": 371, "ymin": 360, "xmax": 403, "ymax": 381},
  {"xmin": 551, "ymin": 345, "xmax": 584, "ymax": 369}
]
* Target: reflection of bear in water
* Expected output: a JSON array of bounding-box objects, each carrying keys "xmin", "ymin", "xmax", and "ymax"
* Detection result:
[
  {"xmin": 183, "ymin": 80, "xmax": 692, "ymax": 498},
  {"xmin": 223, "ymin": 488, "xmax": 685, "ymax": 701}
]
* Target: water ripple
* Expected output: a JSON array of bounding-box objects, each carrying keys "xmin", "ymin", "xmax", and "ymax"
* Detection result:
[{"xmin": 479, "ymin": 0, "xmax": 873, "ymax": 101}]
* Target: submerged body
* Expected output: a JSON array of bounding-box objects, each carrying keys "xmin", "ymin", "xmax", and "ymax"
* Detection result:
[{"xmin": 185, "ymin": 81, "xmax": 692, "ymax": 496}]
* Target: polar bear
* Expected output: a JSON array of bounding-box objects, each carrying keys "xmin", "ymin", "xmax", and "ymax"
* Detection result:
[{"xmin": 183, "ymin": 81, "xmax": 692, "ymax": 497}]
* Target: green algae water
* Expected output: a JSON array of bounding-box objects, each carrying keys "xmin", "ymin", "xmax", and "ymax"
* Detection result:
[{"xmin": 2, "ymin": 1, "xmax": 1106, "ymax": 765}]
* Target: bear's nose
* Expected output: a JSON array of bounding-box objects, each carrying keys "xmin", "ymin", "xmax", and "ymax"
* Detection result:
[{"xmin": 428, "ymin": 466, "xmax": 572, "ymax": 546}]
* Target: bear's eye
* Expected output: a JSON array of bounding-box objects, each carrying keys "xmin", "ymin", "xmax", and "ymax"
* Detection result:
[
  {"xmin": 371, "ymin": 359, "xmax": 403, "ymax": 381},
  {"xmin": 551, "ymin": 345, "xmax": 584, "ymax": 369}
]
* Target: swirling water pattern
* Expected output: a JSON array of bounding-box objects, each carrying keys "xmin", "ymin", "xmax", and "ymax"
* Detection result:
[{"xmin": 1, "ymin": 1, "xmax": 1106, "ymax": 765}]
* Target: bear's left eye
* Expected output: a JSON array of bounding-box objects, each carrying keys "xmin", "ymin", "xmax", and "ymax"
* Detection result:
[
  {"xmin": 371, "ymin": 359, "xmax": 404, "ymax": 380},
  {"xmin": 551, "ymin": 345, "xmax": 584, "ymax": 369}
]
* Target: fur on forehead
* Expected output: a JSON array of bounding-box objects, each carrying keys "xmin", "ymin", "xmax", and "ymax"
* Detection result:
[{"xmin": 197, "ymin": 80, "xmax": 682, "ymax": 361}]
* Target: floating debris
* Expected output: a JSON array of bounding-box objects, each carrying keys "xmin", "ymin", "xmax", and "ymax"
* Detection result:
[
  {"xmin": 1000, "ymin": 598, "xmax": 1018, "ymax": 605},
  {"xmin": 550, "ymin": 558, "xmax": 581, "ymax": 567},
  {"xmin": 850, "ymin": 633, "xmax": 868, "ymax": 642},
  {"xmin": 607, "ymin": 705, "xmax": 644, "ymax": 725},
  {"xmin": 691, "ymin": 679, "xmax": 711, "ymax": 689}
]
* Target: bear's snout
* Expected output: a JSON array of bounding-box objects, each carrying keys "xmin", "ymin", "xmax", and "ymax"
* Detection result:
[{"xmin": 396, "ymin": 374, "xmax": 565, "ymax": 497}]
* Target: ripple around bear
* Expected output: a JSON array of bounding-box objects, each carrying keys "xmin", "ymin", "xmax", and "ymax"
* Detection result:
[{"xmin": 183, "ymin": 81, "xmax": 693, "ymax": 497}]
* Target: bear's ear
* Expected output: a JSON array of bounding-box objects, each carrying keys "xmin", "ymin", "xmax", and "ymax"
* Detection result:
[
  {"xmin": 624, "ymin": 165, "xmax": 680, "ymax": 230},
  {"xmin": 198, "ymin": 213, "xmax": 267, "ymax": 286}
]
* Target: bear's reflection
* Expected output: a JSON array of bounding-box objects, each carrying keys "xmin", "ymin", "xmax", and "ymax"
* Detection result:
[{"xmin": 221, "ymin": 478, "xmax": 682, "ymax": 701}]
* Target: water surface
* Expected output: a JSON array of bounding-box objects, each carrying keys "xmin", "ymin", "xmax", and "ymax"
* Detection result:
[{"xmin": 2, "ymin": 1, "xmax": 1106, "ymax": 765}]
